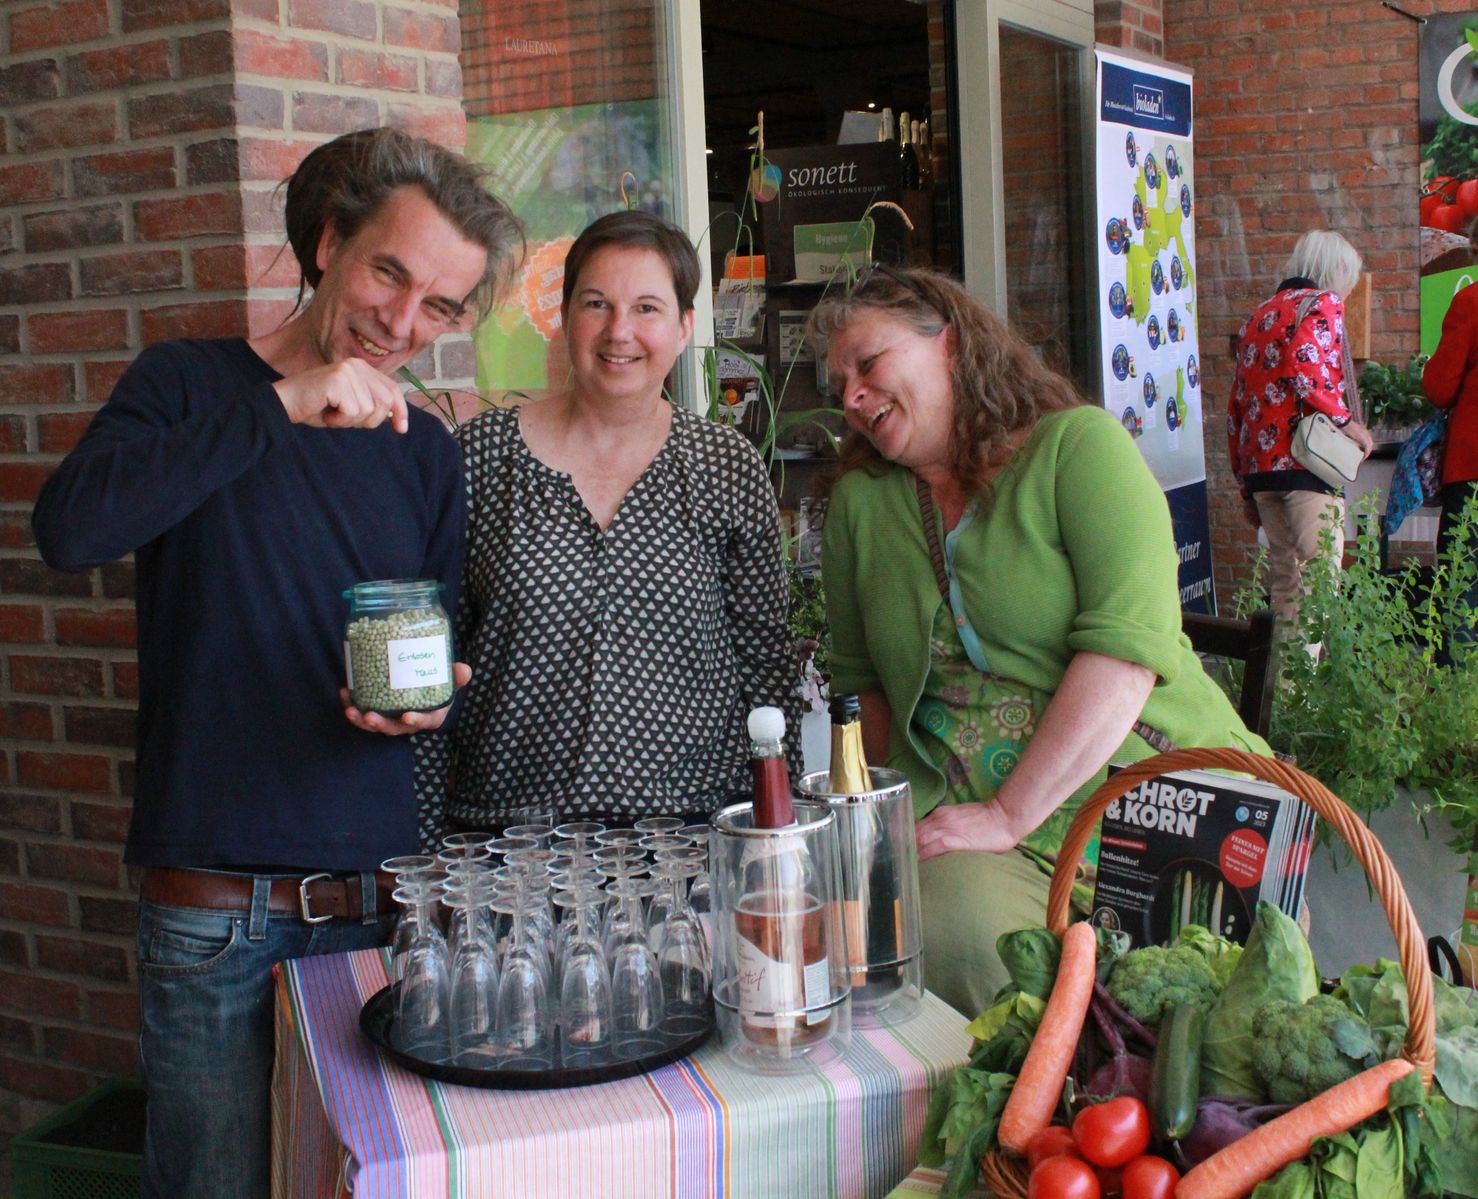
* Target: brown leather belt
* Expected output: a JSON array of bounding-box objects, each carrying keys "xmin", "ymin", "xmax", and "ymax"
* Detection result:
[{"xmin": 140, "ymin": 866, "xmax": 396, "ymax": 924}]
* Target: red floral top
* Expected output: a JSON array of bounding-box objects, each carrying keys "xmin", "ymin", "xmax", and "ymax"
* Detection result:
[{"xmin": 1226, "ymin": 284, "xmax": 1353, "ymax": 495}]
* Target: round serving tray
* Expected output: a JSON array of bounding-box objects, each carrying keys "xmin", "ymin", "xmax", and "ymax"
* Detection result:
[{"xmin": 359, "ymin": 984, "xmax": 715, "ymax": 1089}]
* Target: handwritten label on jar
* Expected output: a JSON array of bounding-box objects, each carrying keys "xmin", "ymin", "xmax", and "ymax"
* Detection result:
[{"xmin": 386, "ymin": 634, "xmax": 449, "ymax": 691}]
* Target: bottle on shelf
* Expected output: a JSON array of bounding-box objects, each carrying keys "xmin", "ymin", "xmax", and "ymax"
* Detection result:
[
  {"xmin": 897, "ymin": 112, "xmax": 919, "ymax": 190},
  {"xmin": 913, "ymin": 118, "xmax": 932, "ymax": 188}
]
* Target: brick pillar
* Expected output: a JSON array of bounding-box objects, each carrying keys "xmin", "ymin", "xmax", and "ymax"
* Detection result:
[
  {"xmin": 1096, "ymin": 0, "xmax": 1165, "ymax": 59},
  {"xmin": 0, "ymin": 0, "xmax": 466, "ymax": 1141}
]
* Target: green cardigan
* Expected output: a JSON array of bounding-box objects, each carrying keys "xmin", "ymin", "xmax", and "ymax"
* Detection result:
[{"xmin": 821, "ymin": 405, "xmax": 1267, "ymax": 818}]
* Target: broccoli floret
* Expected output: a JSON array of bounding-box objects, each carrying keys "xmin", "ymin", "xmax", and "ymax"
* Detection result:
[
  {"xmin": 1249, "ymin": 994, "xmax": 1378, "ymax": 1104},
  {"xmin": 1105, "ymin": 944, "xmax": 1220, "ymax": 1025}
]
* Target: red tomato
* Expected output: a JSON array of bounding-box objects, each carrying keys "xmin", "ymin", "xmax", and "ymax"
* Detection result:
[
  {"xmin": 1029, "ymin": 1155, "xmax": 1101, "ymax": 1199},
  {"xmin": 1072, "ymin": 1097, "xmax": 1151, "ymax": 1168},
  {"xmin": 1026, "ymin": 1126, "xmax": 1080, "ymax": 1171},
  {"xmin": 1432, "ymin": 202, "xmax": 1470, "ymax": 234},
  {"xmin": 1432, "ymin": 174, "xmax": 1459, "ymax": 201},
  {"xmin": 1121, "ymin": 1155, "xmax": 1181, "ymax": 1199},
  {"xmin": 1422, "ymin": 192, "xmax": 1446, "ymax": 226},
  {"xmin": 1458, "ymin": 179, "xmax": 1478, "ymax": 218}
]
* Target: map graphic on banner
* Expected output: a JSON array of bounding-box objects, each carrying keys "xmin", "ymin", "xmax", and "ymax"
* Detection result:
[{"xmin": 1094, "ymin": 49, "xmax": 1214, "ymax": 612}]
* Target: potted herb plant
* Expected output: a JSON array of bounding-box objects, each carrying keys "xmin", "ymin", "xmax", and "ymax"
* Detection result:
[{"xmin": 1231, "ymin": 496, "xmax": 1478, "ymax": 969}]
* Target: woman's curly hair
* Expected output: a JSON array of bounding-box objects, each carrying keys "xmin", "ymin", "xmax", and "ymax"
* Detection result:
[{"xmin": 806, "ymin": 266, "xmax": 1083, "ymax": 496}]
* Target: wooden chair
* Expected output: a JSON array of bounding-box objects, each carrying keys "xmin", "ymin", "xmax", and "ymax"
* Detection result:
[{"xmin": 1181, "ymin": 608, "xmax": 1277, "ymax": 739}]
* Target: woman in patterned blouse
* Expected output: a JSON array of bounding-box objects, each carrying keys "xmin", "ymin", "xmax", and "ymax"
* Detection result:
[
  {"xmin": 415, "ymin": 211, "xmax": 797, "ymax": 836},
  {"xmin": 1226, "ymin": 230, "xmax": 1374, "ymax": 631}
]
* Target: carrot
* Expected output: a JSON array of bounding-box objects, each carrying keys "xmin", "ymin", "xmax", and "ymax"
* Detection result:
[
  {"xmin": 998, "ymin": 920, "xmax": 1098, "ymax": 1155},
  {"xmin": 1175, "ymin": 1058, "xmax": 1416, "ymax": 1199}
]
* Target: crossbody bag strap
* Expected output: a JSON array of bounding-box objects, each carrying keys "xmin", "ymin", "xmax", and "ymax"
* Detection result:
[
  {"xmin": 914, "ymin": 473, "xmax": 950, "ymax": 601},
  {"xmin": 913, "ymin": 472, "xmax": 1176, "ymax": 753},
  {"xmin": 1288, "ymin": 292, "xmax": 1325, "ymax": 424}
]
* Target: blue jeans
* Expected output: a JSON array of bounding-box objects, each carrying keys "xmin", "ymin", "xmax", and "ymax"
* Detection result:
[
  {"xmin": 137, "ymin": 879, "xmax": 394, "ymax": 1199},
  {"xmin": 1438, "ymin": 480, "xmax": 1478, "ymax": 667}
]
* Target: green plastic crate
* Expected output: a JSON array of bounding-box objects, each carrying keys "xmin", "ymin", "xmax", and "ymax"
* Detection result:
[{"xmin": 10, "ymin": 1077, "xmax": 144, "ymax": 1199}]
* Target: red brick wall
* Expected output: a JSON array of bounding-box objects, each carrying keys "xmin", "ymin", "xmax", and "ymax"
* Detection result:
[
  {"xmin": 1167, "ymin": 0, "xmax": 1435, "ymax": 597},
  {"xmin": 1098, "ymin": 0, "xmax": 1165, "ymax": 58},
  {"xmin": 0, "ymin": 0, "xmax": 465, "ymax": 1142},
  {"xmin": 461, "ymin": 0, "xmax": 657, "ymax": 118}
]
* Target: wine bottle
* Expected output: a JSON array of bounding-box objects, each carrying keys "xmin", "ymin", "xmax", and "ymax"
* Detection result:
[
  {"xmin": 828, "ymin": 693, "xmax": 870, "ymax": 794},
  {"xmin": 828, "ymin": 694, "xmax": 904, "ymax": 1003},
  {"xmin": 749, "ymin": 705, "xmax": 793, "ymax": 829},
  {"xmin": 913, "ymin": 118, "xmax": 932, "ymax": 188},
  {"xmin": 898, "ymin": 114, "xmax": 919, "ymax": 190},
  {"xmin": 737, "ymin": 706, "xmax": 832, "ymax": 1053}
]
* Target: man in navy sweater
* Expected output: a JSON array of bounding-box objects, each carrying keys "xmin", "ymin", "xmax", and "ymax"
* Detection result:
[{"xmin": 32, "ymin": 128, "xmax": 523, "ymax": 1198}]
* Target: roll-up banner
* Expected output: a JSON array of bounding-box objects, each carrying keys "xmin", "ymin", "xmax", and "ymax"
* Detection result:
[
  {"xmin": 1094, "ymin": 49, "xmax": 1213, "ymax": 612},
  {"xmin": 1420, "ymin": 15, "xmax": 1478, "ymax": 355}
]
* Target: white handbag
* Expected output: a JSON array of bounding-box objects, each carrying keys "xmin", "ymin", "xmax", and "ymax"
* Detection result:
[{"xmin": 1290, "ymin": 410, "xmax": 1363, "ymax": 488}]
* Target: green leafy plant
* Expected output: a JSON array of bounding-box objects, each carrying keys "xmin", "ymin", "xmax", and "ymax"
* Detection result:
[
  {"xmin": 1356, "ymin": 355, "xmax": 1434, "ymax": 429},
  {"xmin": 1234, "ymin": 495, "xmax": 1478, "ymax": 850}
]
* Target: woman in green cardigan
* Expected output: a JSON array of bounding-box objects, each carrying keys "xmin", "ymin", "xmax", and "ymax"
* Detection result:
[{"xmin": 808, "ymin": 267, "xmax": 1267, "ymax": 1017}]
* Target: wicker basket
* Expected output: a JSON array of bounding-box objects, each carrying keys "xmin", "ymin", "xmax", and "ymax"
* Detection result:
[{"xmin": 981, "ymin": 746, "xmax": 1436, "ymax": 1199}]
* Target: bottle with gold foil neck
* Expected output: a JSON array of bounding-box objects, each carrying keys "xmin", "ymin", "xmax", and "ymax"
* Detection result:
[{"xmin": 828, "ymin": 693, "xmax": 870, "ymax": 795}]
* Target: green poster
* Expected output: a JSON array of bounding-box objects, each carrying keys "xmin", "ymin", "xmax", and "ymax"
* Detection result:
[
  {"xmin": 1421, "ymin": 266, "xmax": 1478, "ymax": 356},
  {"xmin": 1419, "ymin": 16, "xmax": 1478, "ymax": 349},
  {"xmin": 465, "ymin": 101, "xmax": 672, "ymax": 392}
]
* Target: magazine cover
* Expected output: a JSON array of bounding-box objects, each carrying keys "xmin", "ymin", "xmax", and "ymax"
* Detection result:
[{"xmin": 1090, "ymin": 767, "xmax": 1319, "ymax": 947}]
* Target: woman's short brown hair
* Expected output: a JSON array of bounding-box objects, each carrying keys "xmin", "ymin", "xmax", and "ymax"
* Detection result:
[
  {"xmin": 560, "ymin": 210, "xmax": 701, "ymax": 318},
  {"xmin": 283, "ymin": 127, "xmax": 525, "ymax": 320},
  {"xmin": 806, "ymin": 266, "xmax": 1083, "ymax": 494}
]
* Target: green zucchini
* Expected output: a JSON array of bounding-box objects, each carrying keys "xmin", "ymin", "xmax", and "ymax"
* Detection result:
[{"xmin": 1150, "ymin": 1001, "xmax": 1204, "ymax": 1140}]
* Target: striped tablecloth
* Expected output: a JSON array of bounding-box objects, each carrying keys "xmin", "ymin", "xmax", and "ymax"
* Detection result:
[
  {"xmin": 884, "ymin": 1165, "xmax": 991, "ymax": 1198},
  {"xmin": 270, "ymin": 947, "xmax": 971, "ymax": 1199}
]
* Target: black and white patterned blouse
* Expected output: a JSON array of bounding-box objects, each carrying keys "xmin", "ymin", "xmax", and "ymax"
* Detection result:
[{"xmin": 413, "ymin": 403, "xmax": 798, "ymax": 835}]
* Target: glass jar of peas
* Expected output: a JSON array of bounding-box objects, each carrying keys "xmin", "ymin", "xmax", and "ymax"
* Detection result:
[{"xmin": 343, "ymin": 579, "xmax": 454, "ymax": 716}]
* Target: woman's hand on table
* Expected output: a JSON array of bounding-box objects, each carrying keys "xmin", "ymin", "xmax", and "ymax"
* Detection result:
[
  {"xmin": 915, "ymin": 801, "xmax": 1024, "ymax": 861},
  {"xmin": 341, "ymin": 662, "xmax": 472, "ymax": 735}
]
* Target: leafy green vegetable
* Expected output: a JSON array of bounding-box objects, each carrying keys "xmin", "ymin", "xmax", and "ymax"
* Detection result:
[
  {"xmin": 965, "ymin": 991, "xmax": 1045, "ymax": 1048},
  {"xmin": 992, "ymin": 926, "xmax": 1062, "ymax": 1002},
  {"xmin": 1310, "ymin": 1130, "xmax": 1361, "ymax": 1199},
  {"xmin": 1176, "ymin": 922, "xmax": 1245, "ymax": 988},
  {"xmin": 918, "ymin": 1067, "xmax": 1016, "ymax": 1197},
  {"xmin": 1353, "ymin": 1123, "xmax": 1403, "ymax": 1199},
  {"xmin": 1201, "ymin": 902, "xmax": 1320, "ymax": 1100},
  {"xmin": 1251, "ymin": 1160, "xmax": 1317, "ymax": 1199},
  {"xmin": 1256, "ymin": 1071, "xmax": 1448, "ymax": 1199},
  {"xmin": 1334, "ymin": 958, "xmax": 1478, "ymax": 1197}
]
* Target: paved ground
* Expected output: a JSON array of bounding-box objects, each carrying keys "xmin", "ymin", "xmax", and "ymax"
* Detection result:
[{"xmin": 1305, "ymin": 805, "xmax": 1468, "ymax": 978}]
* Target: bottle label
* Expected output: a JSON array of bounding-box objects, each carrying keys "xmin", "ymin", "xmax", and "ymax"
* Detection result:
[
  {"xmin": 803, "ymin": 954, "xmax": 832, "ymax": 1025},
  {"xmin": 735, "ymin": 934, "xmax": 802, "ymax": 1028},
  {"xmin": 386, "ymin": 634, "xmax": 449, "ymax": 690}
]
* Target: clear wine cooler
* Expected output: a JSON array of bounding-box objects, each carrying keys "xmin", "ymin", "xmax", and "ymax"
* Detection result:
[{"xmin": 709, "ymin": 799, "xmax": 852, "ymax": 1072}]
